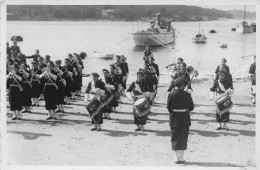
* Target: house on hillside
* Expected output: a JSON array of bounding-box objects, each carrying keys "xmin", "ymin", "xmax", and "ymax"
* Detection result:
[{"xmin": 101, "ymin": 9, "xmax": 115, "ymax": 20}]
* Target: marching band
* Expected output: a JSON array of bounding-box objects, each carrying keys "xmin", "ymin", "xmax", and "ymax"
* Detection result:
[{"xmin": 6, "ymin": 43, "xmax": 256, "ymax": 133}]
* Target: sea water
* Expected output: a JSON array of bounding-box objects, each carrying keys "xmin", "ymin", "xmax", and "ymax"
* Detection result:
[{"xmin": 7, "ymin": 19, "xmax": 256, "ymax": 86}]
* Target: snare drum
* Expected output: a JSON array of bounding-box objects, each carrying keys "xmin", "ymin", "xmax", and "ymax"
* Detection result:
[
  {"xmin": 216, "ymin": 94, "xmax": 233, "ymax": 115},
  {"xmin": 100, "ymin": 90, "xmax": 114, "ymax": 105},
  {"xmin": 133, "ymin": 98, "xmax": 150, "ymax": 117},
  {"xmin": 86, "ymin": 97, "xmax": 103, "ymax": 119}
]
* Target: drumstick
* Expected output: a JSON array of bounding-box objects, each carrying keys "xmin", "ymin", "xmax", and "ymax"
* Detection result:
[{"xmin": 190, "ymin": 58, "xmax": 201, "ymax": 82}]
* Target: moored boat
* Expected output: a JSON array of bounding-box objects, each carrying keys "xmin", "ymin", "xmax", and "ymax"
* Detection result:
[
  {"xmin": 193, "ymin": 21, "xmax": 207, "ymax": 43},
  {"xmin": 193, "ymin": 33, "xmax": 207, "ymax": 43},
  {"xmin": 93, "ymin": 51, "xmax": 114, "ymax": 59},
  {"xmin": 131, "ymin": 13, "xmax": 175, "ymax": 47},
  {"xmin": 236, "ymin": 6, "xmax": 254, "ymax": 34}
]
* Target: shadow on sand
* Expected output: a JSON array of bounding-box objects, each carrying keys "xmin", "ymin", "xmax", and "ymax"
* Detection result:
[
  {"xmin": 7, "ymin": 130, "xmax": 52, "ymax": 140},
  {"xmin": 184, "ymin": 161, "xmax": 240, "ymax": 167}
]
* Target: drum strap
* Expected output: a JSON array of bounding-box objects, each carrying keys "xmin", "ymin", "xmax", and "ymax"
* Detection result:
[
  {"xmin": 91, "ymin": 80, "xmax": 95, "ymax": 92},
  {"xmin": 135, "ymin": 83, "xmax": 142, "ymax": 94},
  {"xmin": 218, "ymin": 80, "xmax": 226, "ymax": 92}
]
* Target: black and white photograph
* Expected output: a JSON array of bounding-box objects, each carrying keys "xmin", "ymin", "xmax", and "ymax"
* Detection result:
[{"xmin": 1, "ymin": 0, "xmax": 259, "ymax": 169}]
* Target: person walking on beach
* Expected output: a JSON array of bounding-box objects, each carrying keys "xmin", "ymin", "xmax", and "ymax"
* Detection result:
[
  {"xmin": 85, "ymin": 73, "xmax": 106, "ymax": 131},
  {"xmin": 249, "ymin": 56, "xmax": 256, "ymax": 104},
  {"xmin": 39, "ymin": 61, "xmax": 59, "ymax": 120},
  {"xmin": 6, "ymin": 64, "xmax": 24, "ymax": 120},
  {"xmin": 167, "ymin": 77, "xmax": 194, "ymax": 164},
  {"xmin": 126, "ymin": 71, "xmax": 152, "ymax": 132},
  {"xmin": 210, "ymin": 70, "xmax": 234, "ymax": 131}
]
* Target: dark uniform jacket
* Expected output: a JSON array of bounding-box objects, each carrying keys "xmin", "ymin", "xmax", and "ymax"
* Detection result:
[
  {"xmin": 249, "ymin": 62, "xmax": 256, "ymax": 75},
  {"xmin": 167, "ymin": 89, "xmax": 194, "ymax": 127},
  {"xmin": 168, "ymin": 73, "xmax": 192, "ymax": 92},
  {"xmin": 26, "ymin": 54, "xmax": 41, "ymax": 62},
  {"xmin": 85, "ymin": 79, "xmax": 106, "ymax": 94},
  {"xmin": 127, "ymin": 80, "xmax": 150, "ymax": 96},
  {"xmin": 210, "ymin": 74, "xmax": 233, "ymax": 93}
]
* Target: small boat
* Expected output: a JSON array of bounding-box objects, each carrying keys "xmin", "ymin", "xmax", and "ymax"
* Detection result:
[
  {"xmin": 193, "ymin": 21, "xmax": 207, "ymax": 43},
  {"xmin": 250, "ymin": 23, "xmax": 256, "ymax": 32},
  {"xmin": 209, "ymin": 29, "xmax": 216, "ymax": 33},
  {"xmin": 93, "ymin": 51, "xmax": 114, "ymax": 59},
  {"xmin": 236, "ymin": 6, "xmax": 254, "ymax": 34},
  {"xmin": 131, "ymin": 13, "xmax": 175, "ymax": 47},
  {"xmin": 193, "ymin": 33, "xmax": 207, "ymax": 43},
  {"xmin": 218, "ymin": 42, "xmax": 228, "ymax": 48}
]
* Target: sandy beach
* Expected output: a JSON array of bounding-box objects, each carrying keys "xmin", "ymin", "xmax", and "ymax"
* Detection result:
[{"xmin": 6, "ymin": 78, "xmax": 255, "ymax": 167}]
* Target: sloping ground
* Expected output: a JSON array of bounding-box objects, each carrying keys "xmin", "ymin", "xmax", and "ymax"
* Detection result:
[{"xmin": 6, "ymin": 81, "xmax": 255, "ymax": 167}]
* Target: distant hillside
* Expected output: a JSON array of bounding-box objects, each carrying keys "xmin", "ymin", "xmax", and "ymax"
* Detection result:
[
  {"xmin": 7, "ymin": 5, "xmax": 233, "ymax": 21},
  {"xmin": 227, "ymin": 10, "xmax": 256, "ymax": 19}
]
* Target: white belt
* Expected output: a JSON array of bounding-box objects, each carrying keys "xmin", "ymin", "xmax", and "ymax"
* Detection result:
[{"xmin": 172, "ymin": 109, "xmax": 188, "ymax": 112}]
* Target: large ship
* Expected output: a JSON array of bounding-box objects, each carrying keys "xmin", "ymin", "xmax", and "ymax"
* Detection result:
[{"xmin": 131, "ymin": 13, "xmax": 175, "ymax": 47}]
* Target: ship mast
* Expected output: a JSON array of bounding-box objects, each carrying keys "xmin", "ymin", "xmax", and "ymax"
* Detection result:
[
  {"xmin": 199, "ymin": 21, "xmax": 200, "ymax": 33},
  {"xmin": 244, "ymin": 5, "xmax": 246, "ymax": 22}
]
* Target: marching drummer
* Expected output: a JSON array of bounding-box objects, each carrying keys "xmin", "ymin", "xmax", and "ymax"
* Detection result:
[
  {"xmin": 126, "ymin": 71, "xmax": 151, "ymax": 132},
  {"xmin": 85, "ymin": 73, "xmax": 106, "ymax": 131},
  {"xmin": 167, "ymin": 77, "xmax": 194, "ymax": 164},
  {"xmin": 249, "ymin": 56, "xmax": 256, "ymax": 104},
  {"xmin": 210, "ymin": 70, "xmax": 234, "ymax": 131}
]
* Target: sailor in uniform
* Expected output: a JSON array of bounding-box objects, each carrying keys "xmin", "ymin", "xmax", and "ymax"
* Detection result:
[
  {"xmin": 148, "ymin": 57, "xmax": 160, "ymax": 102},
  {"xmin": 109, "ymin": 64, "xmax": 120, "ymax": 112},
  {"xmin": 85, "ymin": 73, "xmax": 106, "ymax": 131},
  {"xmin": 6, "ymin": 64, "xmax": 24, "ymax": 120},
  {"xmin": 120, "ymin": 55, "xmax": 129, "ymax": 96},
  {"xmin": 126, "ymin": 71, "xmax": 151, "ymax": 132},
  {"xmin": 63, "ymin": 58, "xmax": 74, "ymax": 105},
  {"xmin": 39, "ymin": 61, "xmax": 60, "ymax": 120},
  {"xmin": 167, "ymin": 77, "xmax": 194, "ymax": 164},
  {"xmin": 30, "ymin": 61, "xmax": 42, "ymax": 106},
  {"xmin": 37, "ymin": 56, "xmax": 48, "ymax": 101},
  {"xmin": 210, "ymin": 70, "xmax": 234, "ymax": 130},
  {"xmin": 168, "ymin": 63, "xmax": 192, "ymax": 93},
  {"xmin": 113, "ymin": 55, "xmax": 124, "ymax": 102},
  {"xmin": 55, "ymin": 60, "xmax": 66, "ymax": 113},
  {"xmin": 20, "ymin": 63, "xmax": 32, "ymax": 113}
]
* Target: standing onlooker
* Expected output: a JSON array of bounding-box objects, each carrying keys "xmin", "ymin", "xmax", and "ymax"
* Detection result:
[
  {"xmin": 249, "ymin": 56, "xmax": 256, "ymax": 104},
  {"xmin": 7, "ymin": 42, "xmax": 12, "ymax": 56},
  {"xmin": 11, "ymin": 41, "xmax": 21, "ymax": 57}
]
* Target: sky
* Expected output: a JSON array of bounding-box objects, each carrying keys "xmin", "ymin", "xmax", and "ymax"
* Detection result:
[{"xmin": 198, "ymin": 5, "xmax": 256, "ymax": 12}]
